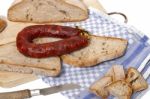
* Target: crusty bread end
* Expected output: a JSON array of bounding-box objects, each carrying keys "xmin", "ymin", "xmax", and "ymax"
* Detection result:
[{"xmin": 8, "ymin": 0, "xmax": 88, "ymax": 23}]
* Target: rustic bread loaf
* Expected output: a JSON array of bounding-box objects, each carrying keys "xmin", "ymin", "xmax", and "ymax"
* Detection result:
[
  {"xmin": 8, "ymin": 0, "xmax": 88, "ymax": 23},
  {"xmin": 61, "ymin": 35, "xmax": 127, "ymax": 67},
  {"xmin": 0, "ymin": 43, "xmax": 61, "ymax": 76}
]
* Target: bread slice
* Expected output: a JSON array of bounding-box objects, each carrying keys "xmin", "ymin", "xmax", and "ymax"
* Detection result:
[
  {"xmin": 61, "ymin": 35, "xmax": 128, "ymax": 67},
  {"xmin": 0, "ymin": 42, "xmax": 61, "ymax": 76},
  {"xmin": 8, "ymin": 0, "xmax": 88, "ymax": 23},
  {"xmin": 0, "ymin": 18, "xmax": 7, "ymax": 33},
  {"xmin": 105, "ymin": 65, "xmax": 125, "ymax": 81},
  {"xmin": 106, "ymin": 80, "xmax": 132, "ymax": 99},
  {"xmin": 90, "ymin": 76, "xmax": 112, "ymax": 99},
  {"xmin": 126, "ymin": 67, "xmax": 148, "ymax": 92}
]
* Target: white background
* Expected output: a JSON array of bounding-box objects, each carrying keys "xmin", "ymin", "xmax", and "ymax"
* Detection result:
[{"xmin": 0, "ymin": 0, "xmax": 150, "ymax": 99}]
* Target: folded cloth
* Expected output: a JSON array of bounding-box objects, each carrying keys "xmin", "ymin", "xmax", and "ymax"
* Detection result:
[{"xmin": 42, "ymin": 8, "xmax": 150, "ymax": 99}]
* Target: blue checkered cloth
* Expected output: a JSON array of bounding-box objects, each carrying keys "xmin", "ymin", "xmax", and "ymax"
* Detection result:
[{"xmin": 42, "ymin": 8, "xmax": 150, "ymax": 99}]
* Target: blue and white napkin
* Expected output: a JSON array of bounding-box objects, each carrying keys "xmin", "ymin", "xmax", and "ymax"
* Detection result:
[{"xmin": 42, "ymin": 8, "xmax": 150, "ymax": 99}]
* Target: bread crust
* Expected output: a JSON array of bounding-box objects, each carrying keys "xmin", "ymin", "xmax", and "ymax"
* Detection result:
[
  {"xmin": 90, "ymin": 76, "xmax": 112, "ymax": 98},
  {"xmin": 61, "ymin": 35, "xmax": 128, "ymax": 67},
  {"xmin": 106, "ymin": 80, "xmax": 132, "ymax": 98},
  {"xmin": 8, "ymin": 0, "xmax": 88, "ymax": 23},
  {"xmin": 0, "ymin": 18, "xmax": 7, "ymax": 33}
]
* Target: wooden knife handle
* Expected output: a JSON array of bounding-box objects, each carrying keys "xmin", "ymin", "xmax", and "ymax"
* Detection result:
[{"xmin": 0, "ymin": 89, "xmax": 31, "ymax": 99}]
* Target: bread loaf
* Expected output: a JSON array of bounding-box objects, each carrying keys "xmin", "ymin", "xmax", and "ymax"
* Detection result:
[{"xmin": 8, "ymin": 0, "xmax": 88, "ymax": 23}]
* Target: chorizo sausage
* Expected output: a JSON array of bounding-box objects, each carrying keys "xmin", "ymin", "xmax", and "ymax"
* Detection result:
[{"xmin": 16, "ymin": 25, "xmax": 89, "ymax": 58}]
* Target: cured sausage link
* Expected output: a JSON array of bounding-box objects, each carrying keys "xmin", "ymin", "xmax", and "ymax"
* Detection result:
[
  {"xmin": 16, "ymin": 25, "xmax": 89, "ymax": 58},
  {"xmin": 21, "ymin": 25, "xmax": 82, "ymax": 41}
]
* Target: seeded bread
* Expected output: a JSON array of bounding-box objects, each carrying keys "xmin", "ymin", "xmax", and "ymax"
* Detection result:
[
  {"xmin": 0, "ymin": 43, "xmax": 61, "ymax": 76},
  {"xmin": 61, "ymin": 35, "xmax": 128, "ymax": 67},
  {"xmin": 8, "ymin": 0, "xmax": 88, "ymax": 23}
]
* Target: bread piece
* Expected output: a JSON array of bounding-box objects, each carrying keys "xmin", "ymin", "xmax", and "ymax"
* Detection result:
[
  {"xmin": 126, "ymin": 67, "xmax": 148, "ymax": 92},
  {"xmin": 105, "ymin": 66, "xmax": 114, "ymax": 77},
  {"xmin": 106, "ymin": 80, "xmax": 132, "ymax": 99},
  {"xmin": 0, "ymin": 18, "xmax": 7, "ymax": 33},
  {"xmin": 90, "ymin": 76, "xmax": 112, "ymax": 99},
  {"xmin": 61, "ymin": 35, "xmax": 127, "ymax": 67},
  {"xmin": 8, "ymin": 0, "xmax": 88, "ymax": 23},
  {"xmin": 0, "ymin": 43, "xmax": 61, "ymax": 76},
  {"xmin": 105, "ymin": 65, "xmax": 125, "ymax": 81}
]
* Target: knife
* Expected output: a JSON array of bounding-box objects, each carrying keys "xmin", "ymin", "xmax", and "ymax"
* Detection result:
[{"xmin": 0, "ymin": 83, "xmax": 80, "ymax": 99}]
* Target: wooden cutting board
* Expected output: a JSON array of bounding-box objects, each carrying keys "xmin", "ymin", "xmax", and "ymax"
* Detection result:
[
  {"xmin": 0, "ymin": 0, "xmax": 106, "ymax": 88},
  {"xmin": 0, "ymin": 71, "xmax": 37, "ymax": 88}
]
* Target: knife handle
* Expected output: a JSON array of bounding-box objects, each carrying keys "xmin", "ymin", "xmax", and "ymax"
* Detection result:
[{"xmin": 0, "ymin": 89, "xmax": 31, "ymax": 99}]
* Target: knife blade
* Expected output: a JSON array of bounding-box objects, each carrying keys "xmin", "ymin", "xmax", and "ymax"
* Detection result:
[{"xmin": 0, "ymin": 83, "xmax": 80, "ymax": 99}]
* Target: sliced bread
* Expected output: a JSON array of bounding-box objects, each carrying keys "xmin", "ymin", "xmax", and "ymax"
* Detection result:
[
  {"xmin": 61, "ymin": 35, "xmax": 128, "ymax": 67},
  {"xmin": 8, "ymin": 0, "xmax": 88, "ymax": 23},
  {"xmin": 0, "ymin": 42, "xmax": 61, "ymax": 76}
]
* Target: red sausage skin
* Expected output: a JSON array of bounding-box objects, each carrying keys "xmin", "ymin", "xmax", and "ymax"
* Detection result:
[{"xmin": 16, "ymin": 25, "xmax": 89, "ymax": 58}]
